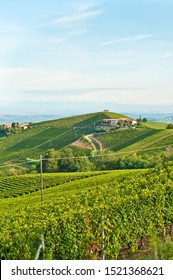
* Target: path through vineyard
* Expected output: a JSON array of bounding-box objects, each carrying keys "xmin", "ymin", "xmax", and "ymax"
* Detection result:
[{"xmin": 85, "ymin": 134, "xmax": 102, "ymax": 151}]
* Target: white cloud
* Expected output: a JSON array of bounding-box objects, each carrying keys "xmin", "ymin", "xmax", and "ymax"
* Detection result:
[
  {"xmin": 0, "ymin": 21, "xmax": 24, "ymax": 33},
  {"xmin": 76, "ymin": 1, "xmax": 100, "ymax": 12},
  {"xmin": 161, "ymin": 52, "xmax": 173, "ymax": 58},
  {"xmin": 21, "ymin": 88, "xmax": 173, "ymax": 106},
  {"xmin": 67, "ymin": 29, "xmax": 87, "ymax": 36},
  {"xmin": 49, "ymin": 10, "xmax": 102, "ymax": 27},
  {"xmin": 0, "ymin": 66, "xmax": 172, "ymax": 106},
  {"xmin": 101, "ymin": 34, "xmax": 155, "ymax": 46}
]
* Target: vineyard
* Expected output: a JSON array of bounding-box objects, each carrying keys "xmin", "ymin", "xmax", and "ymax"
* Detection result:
[
  {"xmin": 144, "ymin": 122, "xmax": 168, "ymax": 130},
  {"xmin": 0, "ymin": 111, "xmax": 172, "ymax": 165},
  {"xmin": 0, "ymin": 164, "xmax": 172, "ymax": 260},
  {"xmin": 0, "ymin": 112, "xmax": 127, "ymax": 163},
  {"xmin": 117, "ymin": 129, "xmax": 173, "ymax": 154},
  {"xmin": 0, "ymin": 171, "xmax": 111, "ymax": 198},
  {"xmin": 94, "ymin": 128, "xmax": 158, "ymax": 151}
]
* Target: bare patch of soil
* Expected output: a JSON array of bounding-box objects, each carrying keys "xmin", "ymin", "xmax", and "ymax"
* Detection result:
[{"xmin": 70, "ymin": 139, "xmax": 93, "ymax": 150}]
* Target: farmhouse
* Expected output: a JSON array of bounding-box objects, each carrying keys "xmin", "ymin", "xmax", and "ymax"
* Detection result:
[
  {"xmin": 101, "ymin": 118, "xmax": 137, "ymax": 127},
  {"xmin": 102, "ymin": 119, "xmax": 119, "ymax": 126},
  {"xmin": 20, "ymin": 123, "xmax": 29, "ymax": 130},
  {"xmin": 1, "ymin": 123, "xmax": 29, "ymax": 130},
  {"xmin": 3, "ymin": 123, "xmax": 12, "ymax": 128}
]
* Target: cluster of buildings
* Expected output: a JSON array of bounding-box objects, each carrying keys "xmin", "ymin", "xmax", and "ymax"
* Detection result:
[
  {"xmin": 101, "ymin": 118, "xmax": 137, "ymax": 127},
  {"xmin": 95, "ymin": 116, "xmax": 138, "ymax": 131},
  {"xmin": 2, "ymin": 123, "xmax": 29, "ymax": 130}
]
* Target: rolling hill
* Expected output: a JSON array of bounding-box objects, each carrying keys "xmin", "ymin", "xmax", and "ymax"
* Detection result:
[
  {"xmin": 0, "ymin": 111, "xmax": 172, "ymax": 165},
  {"xmin": 0, "ymin": 111, "xmax": 129, "ymax": 163},
  {"xmin": 0, "ymin": 111, "xmax": 173, "ymax": 260}
]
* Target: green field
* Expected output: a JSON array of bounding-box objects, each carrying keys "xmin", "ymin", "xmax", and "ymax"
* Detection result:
[
  {"xmin": 116, "ymin": 129, "xmax": 173, "ymax": 154},
  {"xmin": 0, "ymin": 112, "xmax": 129, "ymax": 163},
  {"xmin": 144, "ymin": 122, "xmax": 168, "ymax": 129},
  {"xmin": 0, "ymin": 112, "xmax": 171, "ymax": 165},
  {"xmin": 0, "ymin": 164, "xmax": 172, "ymax": 260},
  {"xmin": 94, "ymin": 128, "xmax": 159, "ymax": 152},
  {"xmin": 0, "ymin": 170, "xmax": 110, "ymax": 198}
]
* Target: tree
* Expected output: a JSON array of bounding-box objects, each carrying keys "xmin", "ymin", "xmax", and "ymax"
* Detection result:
[
  {"xmin": 118, "ymin": 120, "xmax": 124, "ymax": 129},
  {"xmin": 42, "ymin": 149, "xmax": 60, "ymax": 173},
  {"xmin": 72, "ymin": 157, "xmax": 94, "ymax": 172},
  {"xmin": 59, "ymin": 148, "xmax": 75, "ymax": 172},
  {"xmin": 166, "ymin": 123, "xmax": 173, "ymax": 129}
]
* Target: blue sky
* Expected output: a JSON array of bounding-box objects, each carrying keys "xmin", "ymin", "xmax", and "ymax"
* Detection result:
[{"xmin": 0, "ymin": 0, "xmax": 173, "ymax": 115}]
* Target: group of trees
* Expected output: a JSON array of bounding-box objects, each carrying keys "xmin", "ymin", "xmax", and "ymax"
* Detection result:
[
  {"xmin": 1, "ymin": 146, "xmax": 172, "ymax": 176},
  {"xmin": 166, "ymin": 123, "xmax": 173, "ymax": 129},
  {"xmin": 40, "ymin": 148, "xmax": 94, "ymax": 173},
  {"xmin": 33, "ymin": 147, "xmax": 172, "ymax": 173},
  {"xmin": 0, "ymin": 122, "xmax": 23, "ymax": 136}
]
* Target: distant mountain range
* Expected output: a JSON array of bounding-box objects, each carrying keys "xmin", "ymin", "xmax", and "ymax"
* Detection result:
[
  {"xmin": 126, "ymin": 113, "xmax": 173, "ymax": 123},
  {"xmin": 0, "ymin": 114, "xmax": 61, "ymax": 124}
]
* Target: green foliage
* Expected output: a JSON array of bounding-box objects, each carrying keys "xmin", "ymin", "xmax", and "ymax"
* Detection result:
[
  {"xmin": 115, "ymin": 129, "xmax": 173, "ymax": 154},
  {"xmin": 0, "ymin": 163, "xmax": 172, "ymax": 259},
  {"xmin": 166, "ymin": 123, "xmax": 173, "ymax": 129},
  {"xmin": 94, "ymin": 128, "xmax": 158, "ymax": 152},
  {"xmin": 144, "ymin": 122, "xmax": 167, "ymax": 129},
  {"xmin": 0, "ymin": 112, "xmax": 131, "ymax": 164},
  {"xmin": 152, "ymin": 236, "xmax": 173, "ymax": 260},
  {"xmin": 42, "ymin": 149, "xmax": 60, "ymax": 173},
  {"xmin": 114, "ymin": 153, "xmax": 164, "ymax": 169},
  {"xmin": 0, "ymin": 170, "xmax": 107, "ymax": 198},
  {"xmin": 0, "ymin": 112, "xmax": 171, "ymax": 168}
]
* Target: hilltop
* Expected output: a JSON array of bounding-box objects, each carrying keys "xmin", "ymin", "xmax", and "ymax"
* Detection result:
[
  {"xmin": 0, "ymin": 111, "xmax": 129, "ymax": 163},
  {"xmin": 0, "ymin": 111, "xmax": 172, "ymax": 172}
]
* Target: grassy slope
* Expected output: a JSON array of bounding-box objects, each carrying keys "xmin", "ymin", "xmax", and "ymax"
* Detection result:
[
  {"xmin": 0, "ymin": 112, "xmax": 130, "ymax": 163},
  {"xmin": 144, "ymin": 122, "xmax": 168, "ymax": 129},
  {"xmin": 0, "ymin": 111, "xmax": 170, "ymax": 163},
  {"xmin": 115, "ymin": 129, "xmax": 173, "ymax": 154},
  {"xmin": 36, "ymin": 111, "xmax": 129, "ymax": 127},
  {"xmin": 94, "ymin": 128, "xmax": 157, "ymax": 151}
]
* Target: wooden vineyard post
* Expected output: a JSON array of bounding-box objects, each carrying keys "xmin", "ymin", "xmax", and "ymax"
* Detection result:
[
  {"xmin": 40, "ymin": 155, "xmax": 44, "ymax": 203},
  {"xmin": 102, "ymin": 221, "xmax": 105, "ymax": 260},
  {"xmin": 35, "ymin": 234, "xmax": 45, "ymax": 260}
]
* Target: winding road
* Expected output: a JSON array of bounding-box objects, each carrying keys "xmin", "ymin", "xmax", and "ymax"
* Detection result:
[{"xmin": 85, "ymin": 134, "xmax": 102, "ymax": 151}]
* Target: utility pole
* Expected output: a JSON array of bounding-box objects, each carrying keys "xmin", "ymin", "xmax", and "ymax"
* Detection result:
[{"xmin": 40, "ymin": 154, "xmax": 44, "ymax": 203}]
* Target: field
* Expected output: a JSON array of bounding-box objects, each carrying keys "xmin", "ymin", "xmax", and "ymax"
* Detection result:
[
  {"xmin": 94, "ymin": 128, "xmax": 158, "ymax": 152},
  {"xmin": 0, "ymin": 112, "xmax": 172, "ymax": 164},
  {"xmin": 0, "ymin": 164, "xmax": 172, "ymax": 260},
  {"xmin": 0, "ymin": 112, "xmax": 173, "ymax": 260},
  {"xmin": 115, "ymin": 129, "xmax": 173, "ymax": 154},
  {"xmin": 0, "ymin": 112, "xmax": 128, "ymax": 163},
  {"xmin": 144, "ymin": 122, "xmax": 168, "ymax": 129},
  {"xmin": 0, "ymin": 171, "xmax": 110, "ymax": 198}
]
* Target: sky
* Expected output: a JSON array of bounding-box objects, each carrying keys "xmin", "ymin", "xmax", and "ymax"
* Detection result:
[{"xmin": 0, "ymin": 0, "xmax": 173, "ymax": 116}]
